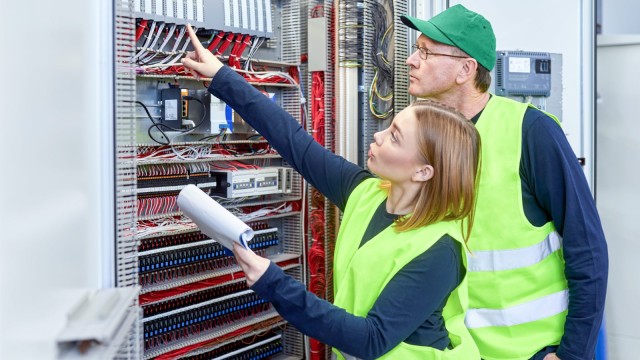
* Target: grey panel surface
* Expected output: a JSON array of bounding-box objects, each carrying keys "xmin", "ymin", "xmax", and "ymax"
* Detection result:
[
  {"xmin": 596, "ymin": 37, "xmax": 640, "ymax": 360},
  {"xmin": 490, "ymin": 52, "xmax": 563, "ymax": 121},
  {"xmin": 308, "ymin": 17, "xmax": 328, "ymax": 71}
]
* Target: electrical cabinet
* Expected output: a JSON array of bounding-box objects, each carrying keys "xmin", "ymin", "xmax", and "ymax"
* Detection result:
[{"xmin": 114, "ymin": 1, "xmax": 305, "ymax": 358}]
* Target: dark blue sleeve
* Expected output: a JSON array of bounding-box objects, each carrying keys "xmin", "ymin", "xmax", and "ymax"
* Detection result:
[
  {"xmin": 208, "ymin": 66, "xmax": 370, "ymax": 210},
  {"xmin": 521, "ymin": 109, "xmax": 608, "ymax": 360},
  {"xmin": 251, "ymin": 236, "xmax": 462, "ymax": 359}
]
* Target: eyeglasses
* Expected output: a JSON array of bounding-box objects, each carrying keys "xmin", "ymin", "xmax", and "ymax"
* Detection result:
[{"xmin": 411, "ymin": 44, "xmax": 469, "ymax": 61}]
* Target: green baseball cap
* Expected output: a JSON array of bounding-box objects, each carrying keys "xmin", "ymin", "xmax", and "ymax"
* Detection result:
[{"xmin": 401, "ymin": 4, "xmax": 496, "ymax": 71}]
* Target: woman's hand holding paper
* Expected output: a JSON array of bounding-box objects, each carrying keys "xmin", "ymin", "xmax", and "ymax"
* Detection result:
[{"xmin": 232, "ymin": 243, "xmax": 270, "ymax": 286}]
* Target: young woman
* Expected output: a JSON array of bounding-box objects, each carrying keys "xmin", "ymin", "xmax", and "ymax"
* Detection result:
[{"xmin": 181, "ymin": 24, "xmax": 481, "ymax": 360}]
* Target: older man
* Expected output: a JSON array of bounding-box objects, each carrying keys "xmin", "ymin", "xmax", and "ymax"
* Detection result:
[{"xmin": 401, "ymin": 5, "xmax": 608, "ymax": 360}]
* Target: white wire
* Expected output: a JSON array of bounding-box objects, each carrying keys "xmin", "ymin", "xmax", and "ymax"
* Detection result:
[
  {"xmin": 166, "ymin": 27, "xmax": 196, "ymax": 66},
  {"xmin": 238, "ymin": 203, "xmax": 292, "ymax": 221},
  {"xmin": 156, "ymin": 26, "xmax": 187, "ymax": 65},
  {"xmin": 141, "ymin": 61, "xmax": 184, "ymax": 69},
  {"xmin": 131, "ymin": 21, "xmax": 157, "ymax": 62},
  {"xmin": 137, "ymin": 22, "xmax": 166, "ymax": 64},
  {"xmin": 244, "ymin": 37, "xmax": 264, "ymax": 71},
  {"xmin": 234, "ymin": 68, "xmax": 298, "ymax": 85},
  {"xmin": 139, "ymin": 23, "xmax": 176, "ymax": 65}
]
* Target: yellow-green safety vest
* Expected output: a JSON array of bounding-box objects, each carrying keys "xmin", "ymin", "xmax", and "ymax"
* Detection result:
[
  {"xmin": 467, "ymin": 95, "xmax": 568, "ymax": 360},
  {"xmin": 333, "ymin": 178, "xmax": 480, "ymax": 360}
]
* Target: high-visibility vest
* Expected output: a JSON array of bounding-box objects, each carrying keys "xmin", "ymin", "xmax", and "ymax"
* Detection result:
[
  {"xmin": 467, "ymin": 95, "xmax": 568, "ymax": 360},
  {"xmin": 333, "ymin": 178, "xmax": 480, "ymax": 360}
]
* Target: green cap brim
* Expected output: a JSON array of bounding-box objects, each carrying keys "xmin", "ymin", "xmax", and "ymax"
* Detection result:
[{"xmin": 400, "ymin": 15, "xmax": 456, "ymax": 47}]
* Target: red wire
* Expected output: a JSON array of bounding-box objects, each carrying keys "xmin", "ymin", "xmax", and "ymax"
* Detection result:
[
  {"xmin": 135, "ymin": 20, "xmax": 148, "ymax": 42},
  {"xmin": 307, "ymin": 7, "xmax": 333, "ymax": 360},
  {"xmin": 215, "ymin": 32, "xmax": 235, "ymax": 56},
  {"xmin": 227, "ymin": 34, "xmax": 244, "ymax": 67},
  {"xmin": 139, "ymin": 259, "xmax": 299, "ymax": 305},
  {"xmin": 233, "ymin": 34, "xmax": 253, "ymax": 68},
  {"xmin": 207, "ymin": 31, "xmax": 225, "ymax": 52}
]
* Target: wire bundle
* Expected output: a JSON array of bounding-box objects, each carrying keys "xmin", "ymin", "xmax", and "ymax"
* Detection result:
[
  {"xmin": 133, "ymin": 23, "xmax": 298, "ymax": 86},
  {"xmin": 143, "ymin": 292, "xmax": 271, "ymax": 351},
  {"xmin": 137, "ymin": 163, "xmax": 189, "ymax": 179},
  {"xmin": 369, "ymin": 0, "xmax": 394, "ymax": 119},
  {"xmin": 154, "ymin": 316, "xmax": 286, "ymax": 360},
  {"xmin": 137, "ymin": 215, "xmax": 199, "ymax": 239},
  {"xmin": 338, "ymin": 0, "xmax": 364, "ymax": 67},
  {"xmin": 308, "ymin": 23, "xmax": 328, "ymax": 356},
  {"xmin": 136, "ymin": 142, "xmax": 276, "ymax": 163},
  {"xmin": 182, "ymin": 330, "xmax": 282, "ymax": 360},
  {"xmin": 311, "ymin": 72, "xmax": 326, "ymax": 144},
  {"xmin": 137, "ymin": 195, "xmax": 180, "ymax": 218},
  {"xmin": 132, "ymin": 22, "xmax": 192, "ymax": 71},
  {"xmin": 139, "ymin": 248, "xmax": 268, "ymax": 288}
]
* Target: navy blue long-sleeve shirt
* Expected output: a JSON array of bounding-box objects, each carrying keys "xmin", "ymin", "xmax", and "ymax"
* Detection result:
[
  {"xmin": 208, "ymin": 65, "xmax": 607, "ymax": 360},
  {"xmin": 209, "ymin": 66, "xmax": 463, "ymax": 359},
  {"xmin": 471, "ymin": 106, "xmax": 608, "ymax": 360}
]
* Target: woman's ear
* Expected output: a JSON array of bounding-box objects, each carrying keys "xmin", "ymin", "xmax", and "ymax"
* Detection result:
[{"xmin": 412, "ymin": 164, "xmax": 434, "ymax": 182}]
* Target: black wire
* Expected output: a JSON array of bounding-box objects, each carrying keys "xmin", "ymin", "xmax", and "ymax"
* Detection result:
[
  {"xmin": 197, "ymin": 129, "xmax": 225, "ymax": 142},
  {"xmin": 370, "ymin": 0, "xmax": 394, "ymax": 118},
  {"xmin": 127, "ymin": 97, "xmax": 207, "ymax": 145},
  {"xmin": 182, "ymin": 96, "xmax": 207, "ymax": 131},
  {"xmin": 125, "ymin": 100, "xmax": 170, "ymax": 145}
]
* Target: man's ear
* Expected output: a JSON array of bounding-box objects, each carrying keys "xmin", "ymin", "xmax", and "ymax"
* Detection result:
[
  {"xmin": 456, "ymin": 58, "xmax": 478, "ymax": 85},
  {"xmin": 412, "ymin": 164, "xmax": 434, "ymax": 182}
]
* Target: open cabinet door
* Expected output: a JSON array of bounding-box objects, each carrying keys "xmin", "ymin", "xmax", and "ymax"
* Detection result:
[
  {"xmin": 596, "ymin": 35, "xmax": 640, "ymax": 360},
  {"xmin": 0, "ymin": 0, "xmax": 117, "ymax": 359}
]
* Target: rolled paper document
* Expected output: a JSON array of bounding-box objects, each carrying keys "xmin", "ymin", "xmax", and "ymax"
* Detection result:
[{"xmin": 177, "ymin": 184, "xmax": 253, "ymax": 250}]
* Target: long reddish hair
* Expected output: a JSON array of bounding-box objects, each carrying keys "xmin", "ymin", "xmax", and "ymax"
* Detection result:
[{"xmin": 385, "ymin": 99, "xmax": 481, "ymax": 243}]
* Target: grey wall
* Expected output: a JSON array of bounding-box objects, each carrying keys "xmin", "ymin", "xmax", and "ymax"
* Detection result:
[
  {"xmin": 450, "ymin": 0, "xmax": 596, "ymax": 188},
  {"xmin": 601, "ymin": 0, "xmax": 640, "ymax": 34},
  {"xmin": 596, "ymin": 35, "xmax": 640, "ymax": 360}
]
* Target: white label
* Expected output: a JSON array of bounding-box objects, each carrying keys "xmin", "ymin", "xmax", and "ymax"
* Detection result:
[
  {"xmin": 144, "ymin": 0, "xmax": 152, "ymax": 13},
  {"xmin": 165, "ymin": 100, "xmax": 178, "ymax": 120},
  {"xmin": 186, "ymin": 0, "xmax": 194, "ymax": 20},
  {"xmin": 233, "ymin": 0, "xmax": 240, "ymax": 28},
  {"xmin": 249, "ymin": 0, "xmax": 256, "ymax": 30},
  {"xmin": 196, "ymin": 0, "xmax": 204, "ymax": 22},
  {"xmin": 155, "ymin": 0, "xmax": 163, "ymax": 15},
  {"xmin": 257, "ymin": 0, "xmax": 264, "ymax": 32},
  {"xmin": 509, "ymin": 57, "xmax": 531, "ymax": 73},
  {"xmin": 166, "ymin": 0, "xmax": 174, "ymax": 18},
  {"xmin": 264, "ymin": 0, "xmax": 272, "ymax": 33},
  {"xmin": 176, "ymin": 0, "xmax": 184, "ymax": 19},
  {"xmin": 224, "ymin": 0, "xmax": 231, "ymax": 26},
  {"xmin": 241, "ymin": 0, "xmax": 248, "ymax": 30}
]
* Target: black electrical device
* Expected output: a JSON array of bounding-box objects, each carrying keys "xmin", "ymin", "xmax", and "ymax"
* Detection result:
[
  {"xmin": 160, "ymin": 88, "xmax": 210, "ymax": 132},
  {"xmin": 160, "ymin": 88, "xmax": 183, "ymax": 129}
]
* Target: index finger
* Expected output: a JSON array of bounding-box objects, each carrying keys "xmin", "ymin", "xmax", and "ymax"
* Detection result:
[{"xmin": 185, "ymin": 23, "xmax": 205, "ymax": 53}]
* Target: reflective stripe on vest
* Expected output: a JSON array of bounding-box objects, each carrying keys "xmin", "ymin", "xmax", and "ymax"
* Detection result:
[
  {"xmin": 466, "ymin": 289, "xmax": 568, "ymax": 329},
  {"xmin": 468, "ymin": 231, "xmax": 562, "ymax": 272},
  {"xmin": 468, "ymin": 96, "xmax": 567, "ymax": 359},
  {"xmin": 333, "ymin": 178, "xmax": 480, "ymax": 360}
]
